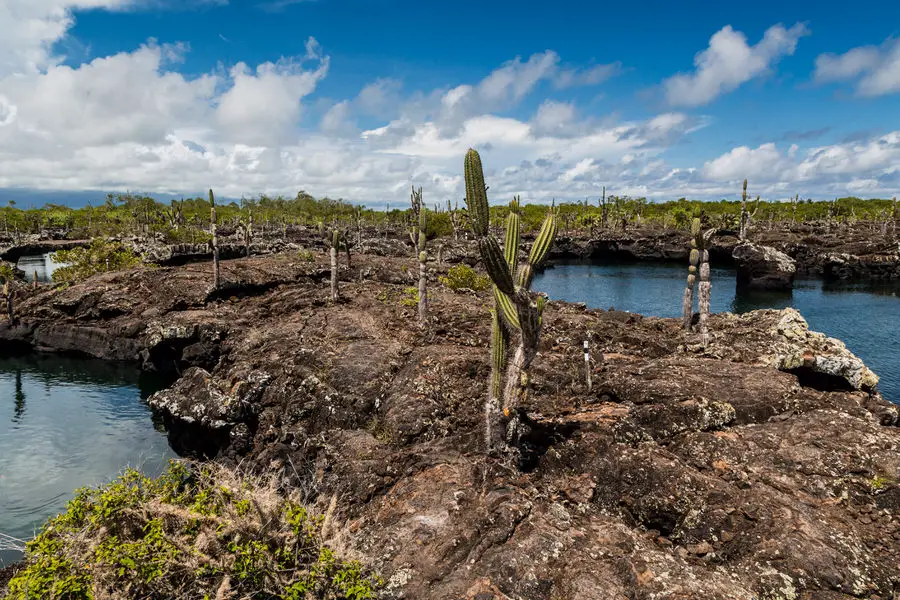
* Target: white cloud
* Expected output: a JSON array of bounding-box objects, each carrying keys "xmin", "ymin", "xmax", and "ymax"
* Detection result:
[
  {"xmin": 700, "ymin": 133, "xmax": 900, "ymax": 197},
  {"xmin": 0, "ymin": 4, "xmax": 898, "ymax": 205},
  {"xmin": 663, "ymin": 23, "xmax": 809, "ymax": 107},
  {"xmin": 814, "ymin": 38, "xmax": 900, "ymax": 97},
  {"xmin": 702, "ymin": 143, "xmax": 789, "ymax": 181},
  {"xmin": 215, "ymin": 38, "xmax": 329, "ymax": 145}
]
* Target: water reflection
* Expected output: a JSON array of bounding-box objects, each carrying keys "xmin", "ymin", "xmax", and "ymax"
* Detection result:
[
  {"xmin": 0, "ymin": 355, "xmax": 175, "ymax": 566},
  {"xmin": 15, "ymin": 253, "xmax": 65, "ymax": 283},
  {"xmin": 12, "ymin": 371, "xmax": 24, "ymax": 424}
]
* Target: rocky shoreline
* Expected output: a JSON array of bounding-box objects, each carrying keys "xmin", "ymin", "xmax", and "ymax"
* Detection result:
[
  {"xmin": 3, "ymin": 222, "xmax": 899, "ymax": 282},
  {"xmin": 1, "ymin": 250, "xmax": 899, "ymax": 599}
]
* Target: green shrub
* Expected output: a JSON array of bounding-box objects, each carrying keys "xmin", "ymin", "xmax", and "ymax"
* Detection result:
[
  {"xmin": 5, "ymin": 461, "xmax": 382, "ymax": 600},
  {"xmin": 51, "ymin": 239, "xmax": 144, "ymax": 284},
  {"xmin": 400, "ymin": 287, "xmax": 419, "ymax": 307},
  {"xmin": 438, "ymin": 264, "xmax": 490, "ymax": 292}
]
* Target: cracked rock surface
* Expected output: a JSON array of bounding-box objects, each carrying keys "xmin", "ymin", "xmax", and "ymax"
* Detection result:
[{"xmin": 1, "ymin": 250, "xmax": 898, "ymax": 599}]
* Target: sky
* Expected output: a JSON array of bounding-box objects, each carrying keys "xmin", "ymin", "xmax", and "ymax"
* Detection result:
[{"xmin": 1, "ymin": 0, "xmax": 899, "ymax": 207}]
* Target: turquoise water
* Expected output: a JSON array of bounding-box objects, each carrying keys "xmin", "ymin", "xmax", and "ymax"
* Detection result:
[
  {"xmin": 533, "ymin": 261, "xmax": 899, "ymax": 404},
  {"xmin": 0, "ymin": 355, "xmax": 175, "ymax": 566}
]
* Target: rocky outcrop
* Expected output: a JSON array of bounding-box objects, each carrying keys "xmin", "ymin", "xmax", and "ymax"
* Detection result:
[
  {"xmin": 2, "ymin": 251, "xmax": 899, "ymax": 600},
  {"xmin": 732, "ymin": 242, "xmax": 797, "ymax": 290}
]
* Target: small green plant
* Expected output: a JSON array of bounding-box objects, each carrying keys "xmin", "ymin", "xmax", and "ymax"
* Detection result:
[
  {"xmin": 297, "ymin": 248, "xmax": 315, "ymax": 262},
  {"xmin": 51, "ymin": 239, "xmax": 143, "ymax": 284},
  {"xmin": 869, "ymin": 474, "xmax": 894, "ymax": 492},
  {"xmin": 400, "ymin": 287, "xmax": 419, "ymax": 307},
  {"xmin": 438, "ymin": 264, "xmax": 491, "ymax": 292}
]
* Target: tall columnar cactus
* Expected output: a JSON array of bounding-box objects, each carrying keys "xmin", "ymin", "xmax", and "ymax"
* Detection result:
[
  {"xmin": 408, "ymin": 186, "xmax": 427, "ymax": 325},
  {"xmin": 739, "ymin": 179, "xmax": 760, "ymax": 241},
  {"xmin": 682, "ymin": 217, "xmax": 715, "ymax": 339},
  {"xmin": 892, "ymin": 196, "xmax": 898, "ymax": 240},
  {"xmin": 245, "ymin": 206, "xmax": 253, "ymax": 258},
  {"xmin": 209, "ymin": 189, "xmax": 220, "ymax": 291},
  {"xmin": 326, "ymin": 229, "xmax": 341, "ymax": 301},
  {"xmin": 448, "ymin": 198, "xmax": 465, "ymax": 242},
  {"xmin": 2, "ymin": 279, "xmax": 12, "ymax": 323},
  {"xmin": 464, "ymin": 149, "xmax": 557, "ymax": 454}
]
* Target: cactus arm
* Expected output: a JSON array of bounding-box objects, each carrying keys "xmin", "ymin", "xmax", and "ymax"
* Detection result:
[
  {"xmin": 518, "ymin": 208, "xmax": 557, "ymax": 289},
  {"xmin": 478, "ymin": 237, "xmax": 515, "ymax": 295},
  {"xmin": 505, "ymin": 198, "xmax": 520, "ymax": 272},
  {"xmin": 490, "ymin": 309, "xmax": 508, "ymax": 399},
  {"xmin": 464, "ymin": 149, "xmax": 490, "ymax": 236},
  {"xmin": 493, "ymin": 287, "xmax": 520, "ymax": 329}
]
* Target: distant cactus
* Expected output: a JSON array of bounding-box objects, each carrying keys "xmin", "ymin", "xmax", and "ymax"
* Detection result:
[
  {"xmin": 408, "ymin": 186, "xmax": 427, "ymax": 325},
  {"xmin": 0, "ymin": 266, "xmax": 14, "ymax": 324},
  {"xmin": 325, "ymin": 229, "xmax": 343, "ymax": 301},
  {"xmin": 739, "ymin": 179, "xmax": 760, "ymax": 241},
  {"xmin": 245, "ymin": 205, "xmax": 253, "ymax": 258},
  {"xmin": 448, "ymin": 199, "xmax": 463, "ymax": 241},
  {"xmin": 464, "ymin": 149, "xmax": 557, "ymax": 454},
  {"xmin": 682, "ymin": 216, "xmax": 715, "ymax": 342},
  {"xmin": 209, "ymin": 189, "xmax": 220, "ymax": 291}
]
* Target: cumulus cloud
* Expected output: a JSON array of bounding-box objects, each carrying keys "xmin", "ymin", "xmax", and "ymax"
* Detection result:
[
  {"xmin": 700, "ymin": 133, "xmax": 900, "ymax": 197},
  {"xmin": 215, "ymin": 40, "xmax": 329, "ymax": 145},
  {"xmin": 814, "ymin": 38, "xmax": 900, "ymax": 96},
  {"xmin": 0, "ymin": 4, "xmax": 898, "ymax": 205},
  {"xmin": 663, "ymin": 23, "xmax": 809, "ymax": 107}
]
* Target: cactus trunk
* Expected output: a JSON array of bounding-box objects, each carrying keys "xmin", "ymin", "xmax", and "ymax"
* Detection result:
[
  {"xmin": 3, "ymin": 281, "xmax": 13, "ymax": 324},
  {"xmin": 410, "ymin": 187, "xmax": 427, "ymax": 326},
  {"xmin": 210, "ymin": 189, "xmax": 220, "ymax": 291},
  {"xmin": 418, "ymin": 252, "xmax": 427, "ymax": 324},
  {"xmin": 330, "ymin": 245, "xmax": 339, "ymax": 301},
  {"xmin": 245, "ymin": 208, "xmax": 253, "ymax": 258},
  {"xmin": 698, "ymin": 251, "xmax": 711, "ymax": 345},
  {"xmin": 486, "ymin": 309, "xmax": 508, "ymax": 453}
]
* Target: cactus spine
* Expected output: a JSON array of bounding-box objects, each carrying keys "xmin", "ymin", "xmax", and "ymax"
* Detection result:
[
  {"xmin": 210, "ymin": 189, "xmax": 220, "ymax": 291},
  {"xmin": 409, "ymin": 186, "xmax": 427, "ymax": 325},
  {"xmin": 464, "ymin": 149, "xmax": 557, "ymax": 454}
]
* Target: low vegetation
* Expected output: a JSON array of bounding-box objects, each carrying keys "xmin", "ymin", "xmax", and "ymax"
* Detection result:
[
  {"xmin": 3, "ymin": 461, "xmax": 381, "ymax": 600},
  {"xmin": 438, "ymin": 264, "xmax": 491, "ymax": 292},
  {"xmin": 51, "ymin": 239, "xmax": 144, "ymax": 284}
]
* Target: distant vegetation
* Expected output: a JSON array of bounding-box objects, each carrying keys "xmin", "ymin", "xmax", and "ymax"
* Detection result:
[{"xmin": 1, "ymin": 189, "xmax": 897, "ymax": 243}]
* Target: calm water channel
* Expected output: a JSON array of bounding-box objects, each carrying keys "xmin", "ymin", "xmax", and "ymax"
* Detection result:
[
  {"xmin": 0, "ymin": 355, "xmax": 175, "ymax": 566},
  {"xmin": 533, "ymin": 261, "xmax": 899, "ymax": 405}
]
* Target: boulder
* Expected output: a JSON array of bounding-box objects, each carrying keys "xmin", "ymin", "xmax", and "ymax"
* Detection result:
[{"xmin": 732, "ymin": 242, "xmax": 796, "ymax": 290}]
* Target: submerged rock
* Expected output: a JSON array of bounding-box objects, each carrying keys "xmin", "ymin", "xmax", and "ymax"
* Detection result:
[{"xmin": 733, "ymin": 242, "xmax": 797, "ymax": 290}]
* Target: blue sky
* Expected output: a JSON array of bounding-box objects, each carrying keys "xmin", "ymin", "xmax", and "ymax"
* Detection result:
[{"xmin": 1, "ymin": 0, "xmax": 899, "ymax": 207}]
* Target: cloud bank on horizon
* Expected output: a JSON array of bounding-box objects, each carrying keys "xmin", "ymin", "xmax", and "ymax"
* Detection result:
[{"xmin": 0, "ymin": 0, "xmax": 898, "ymax": 205}]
